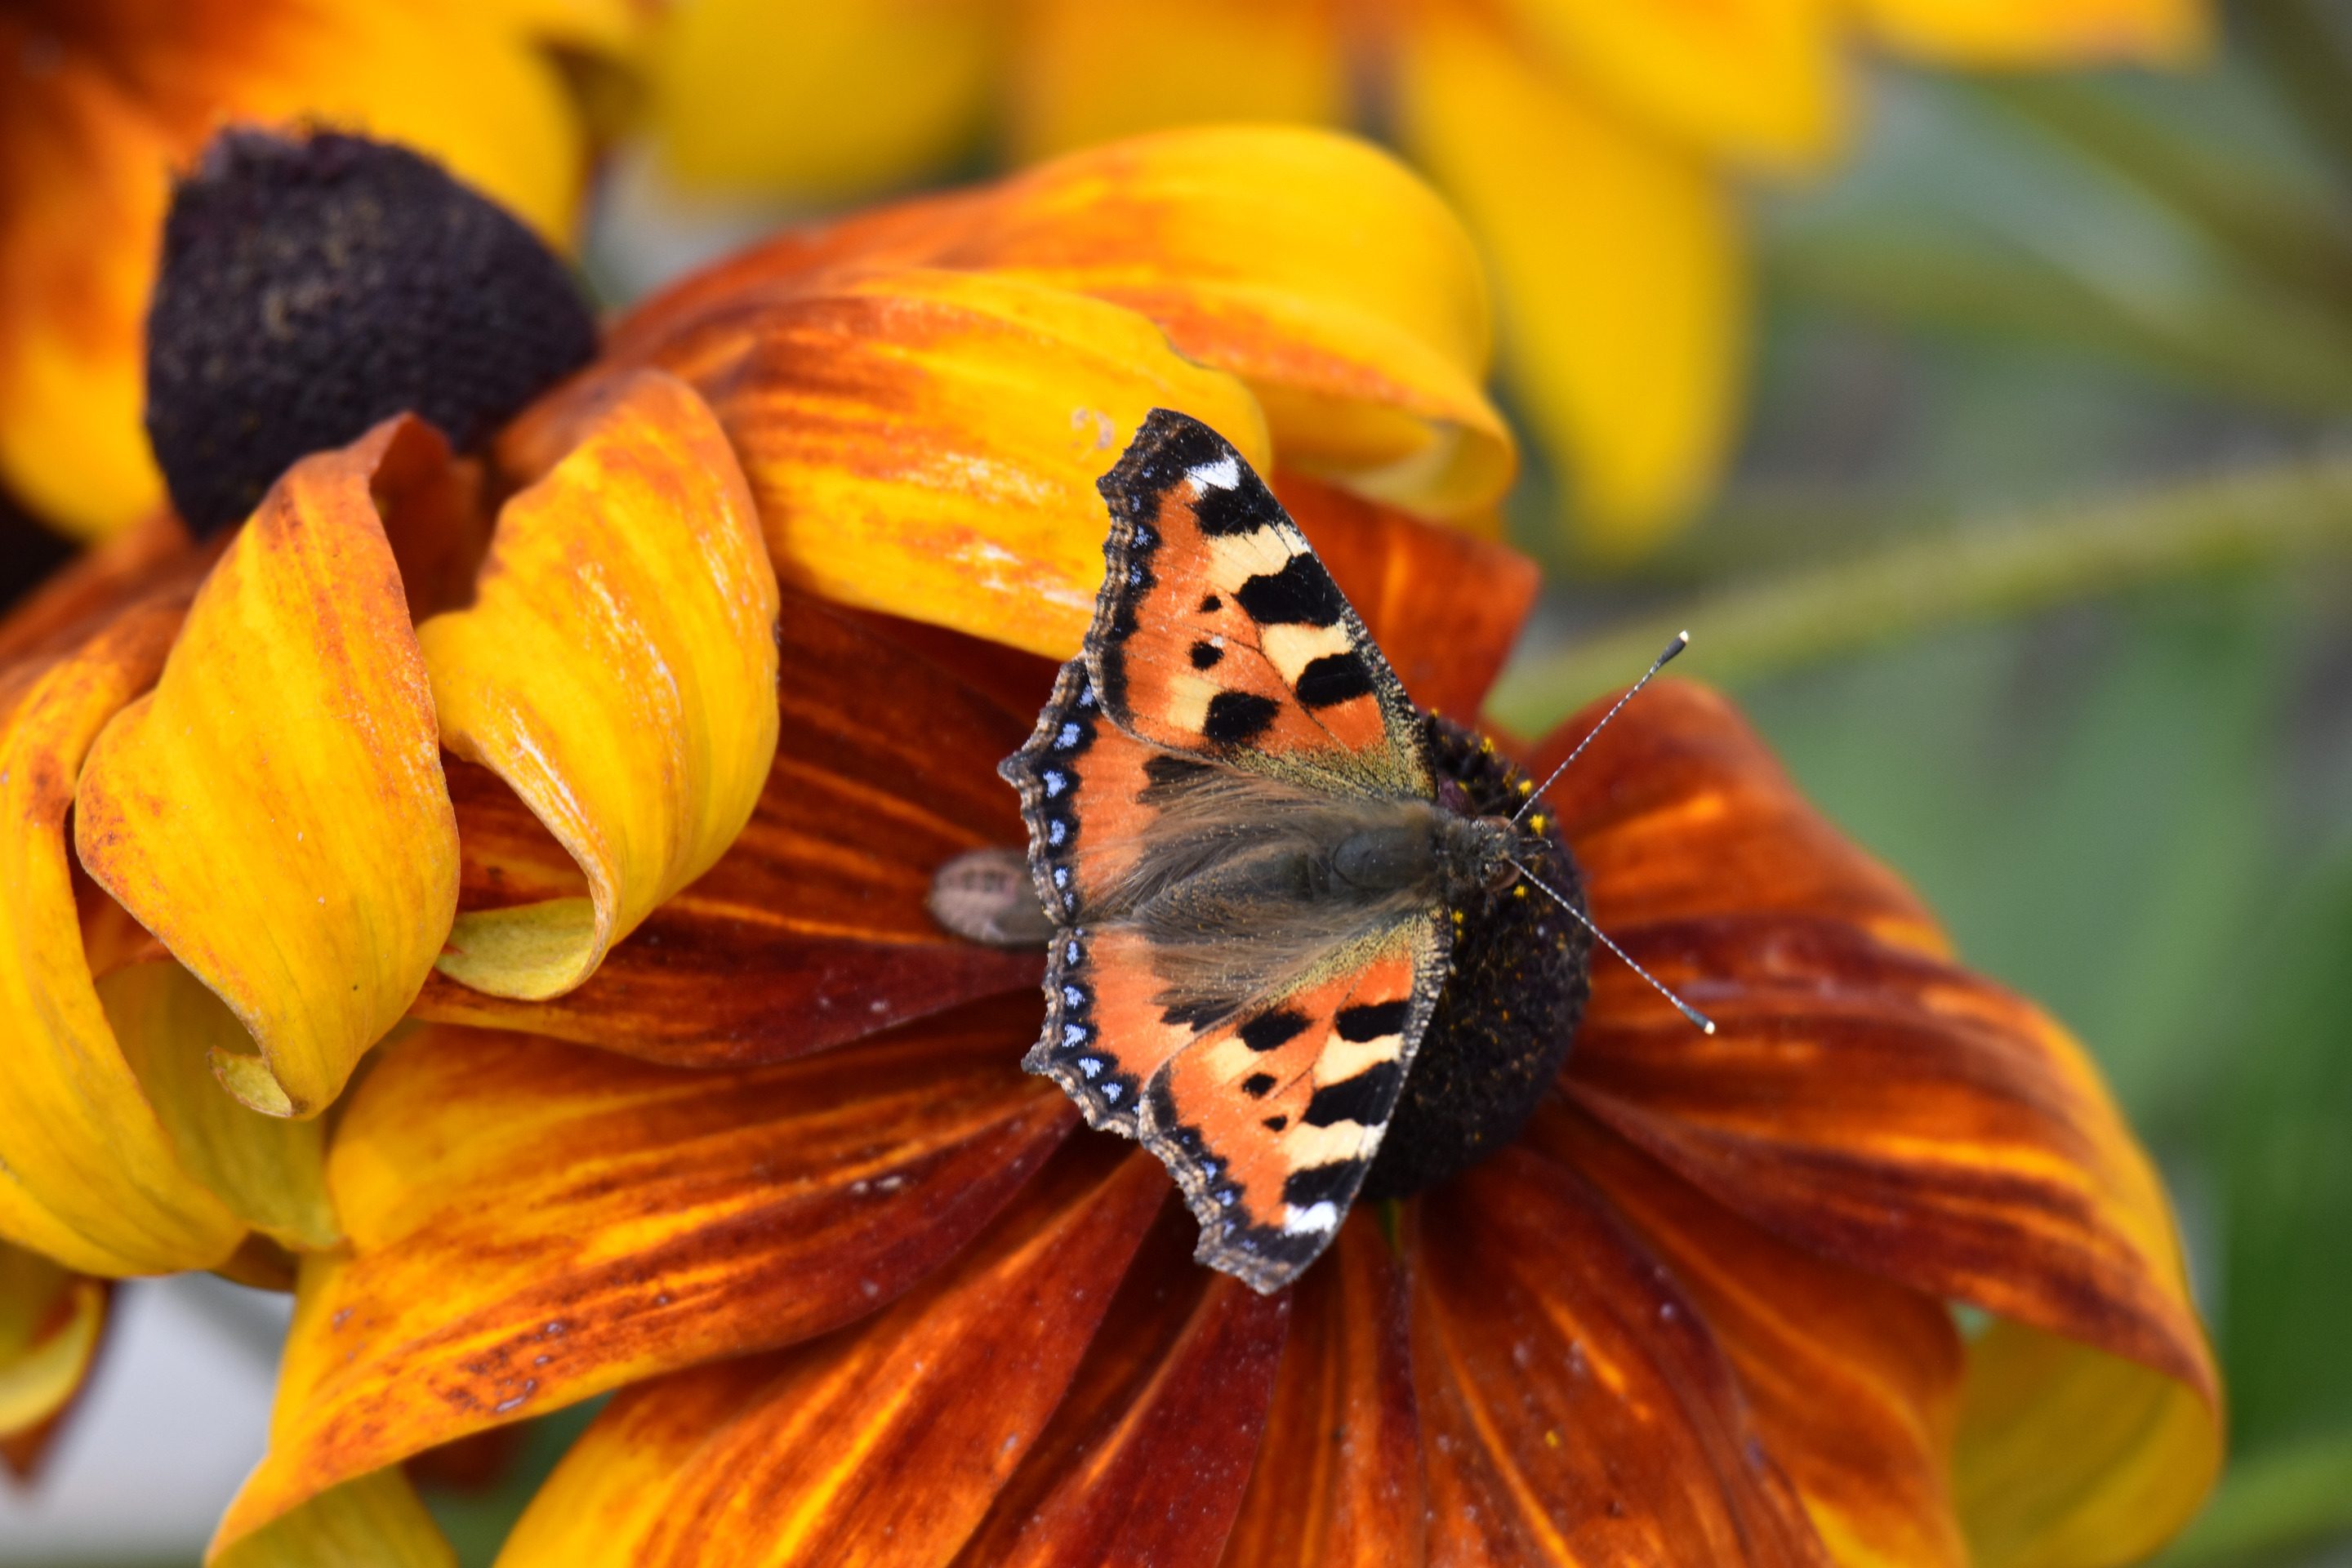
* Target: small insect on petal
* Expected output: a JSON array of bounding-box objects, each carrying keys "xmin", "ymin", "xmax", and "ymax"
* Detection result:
[{"xmin": 929, "ymin": 848, "xmax": 1057, "ymax": 947}]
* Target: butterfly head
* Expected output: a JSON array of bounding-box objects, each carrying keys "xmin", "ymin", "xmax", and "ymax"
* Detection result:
[{"xmin": 1430, "ymin": 811, "xmax": 1539, "ymax": 904}]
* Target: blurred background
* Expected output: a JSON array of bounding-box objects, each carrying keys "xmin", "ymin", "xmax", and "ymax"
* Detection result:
[{"xmin": 2, "ymin": 1, "xmax": 2350, "ymax": 1563}]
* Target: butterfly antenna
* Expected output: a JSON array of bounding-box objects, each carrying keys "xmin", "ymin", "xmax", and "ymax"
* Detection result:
[
  {"xmin": 1511, "ymin": 631, "xmax": 1691, "ymax": 825},
  {"xmin": 1509, "ymin": 859, "xmax": 1716, "ymax": 1035}
]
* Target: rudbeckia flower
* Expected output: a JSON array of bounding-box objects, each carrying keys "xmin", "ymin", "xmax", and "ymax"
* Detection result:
[
  {"xmin": 0, "ymin": 0, "xmax": 640, "ymax": 541},
  {"xmin": 0, "ymin": 123, "xmax": 2217, "ymax": 1567},
  {"xmin": 642, "ymin": 0, "xmax": 2210, "ymax": 556}
]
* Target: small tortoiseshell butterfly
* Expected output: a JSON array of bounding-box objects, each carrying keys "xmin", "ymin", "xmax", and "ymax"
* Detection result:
[{"xmin": 1000, "ymin": 410, "xmax": 1703, "ymax": 1293}]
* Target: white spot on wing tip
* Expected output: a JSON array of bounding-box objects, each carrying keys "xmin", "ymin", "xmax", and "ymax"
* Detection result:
[
  {"xmin": 1187, "ymin": 456, "xmax": 1241, "ymax": 492},
  {"xmin": 1282, "ymin": 1201, "xmax": 1339, "ymax": 1234}
]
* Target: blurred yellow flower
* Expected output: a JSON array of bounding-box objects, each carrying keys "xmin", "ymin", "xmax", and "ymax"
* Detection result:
[
  {"xmin": 0, "ymin": 0, "xmax": 641, "ymax": 542},
  {"xmin": 641, "ymin": 0, "xmax": 2209, "ymax": 557}
]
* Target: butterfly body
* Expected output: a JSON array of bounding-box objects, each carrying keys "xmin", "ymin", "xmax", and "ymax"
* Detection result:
[{"xmin": 1002, "ymin": 409, "xmax": 1580, "ymax": 1293}]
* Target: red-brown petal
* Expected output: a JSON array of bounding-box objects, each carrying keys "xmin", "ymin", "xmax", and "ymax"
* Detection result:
[
  {"xmin": 1410, "ymin": 1147, "xmax": 1830, "ymax": 1567},
  {"xmin": 1531, "ymin": 1105, "xmax": 1969, "ymax": 1568},
  {"xmin": 211, "ymin": 994, "xmax": 1071, "ymax": 1552},
  {"xmin": 1218, "ymin": 1213, "xmax": 1424, "ymax": 1568},
  {"xmin": 412, "ymin": 590, "xmax": 1044, "ymax": 1065},
  {"xmin": 500, "ymin": 1141, "xmax": 1168, "ymax": 1567},
  {"xmin": 951, "ymin": 1196, "xmax": 1291, "ymax": 1568}
]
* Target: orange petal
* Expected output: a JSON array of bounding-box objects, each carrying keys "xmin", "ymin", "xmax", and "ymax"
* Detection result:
[
  {"xmin": 1859, "ymin": 0, "xmax": 2209, "ymax": 67},
  {"xmin": 1535, "ymin": 1106, "xmax": 1969, "ymax": 1568},
  {"xmin": 955, "ymin": 1195, "xmax": 1291, "ymax": 1566},
  {"xmin": 419, "ymin": 372, "xmax": 780, "ymax": 1002},
  {"xmin": 1396, "ymin": 3, "xmax": 1745, "ymax": 553},
  {"xmin": 0, "ymin": 592, "xmax": 246, "ymax": 1275},
  {"xmin": 1220, "ymin": 1214, "xmax": 1423, "ymax": 1568},
  {"xmin": 1276, "ymin": 471, "xmax": 1539, "ymax": 721},
  {"xmin": 210, "ymin": 1466, "xmax": 454, "ymax": 1568},
  {"xmin": 74, "ymin": 417, "xmax": 460, "ymax": 1118},
  {"xmin": 1534, "ymin": 680, "xmax": 1941, "ymax": 953},
  {"xmin": 412, "ymin": 592, "xmax": 1044, "ymax": 1066},
  {"xmin": 1410, "ymin": 1147, "xmax": 1830, "ymax": 1566},
  {"xmin": 518, "ymin": 266, "xmax": 1269, "ymax": 662},
  {"xmin": 212, "ymin": 996, "xmax": 1072, "ymax": 1550},
  {"xmin": 0, "ymin": 1242, "xmax": 109, "ymax": 1443},
  {"xmin": 1007, "ymin": 0, "xmax": 1349, "ymax": 161},
  {"xmin": 1494, "ymin": 0, "xmax": 1845, "ymax": 169},
  {"xmin": 501, "ymin": 1142, "xmax": 1167, "ymax": 1566},
  {"xmin": 0, "ymin": 511, "xmax": 202, "ymax": 669}
]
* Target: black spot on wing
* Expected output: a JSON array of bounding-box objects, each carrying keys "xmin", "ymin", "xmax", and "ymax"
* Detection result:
[
  {"xmin": 1302, "ymin": 1059, "xmax": 1405, "ymax": 1128},
  {"xmin": 1189, "ymin": 639, "xmax": 1223, "ymax": 670},
  {"xmin": 1203, "ymin": 689, "xmax": 1281, "ymax": 746},
  {"xmin": 1241, "ymin": 1072, "xmax": 1276, "ymax": 1098},
  {"xmin": 1336, "ymin": 1000, "xmax": 1410, "ymax": 1042},
  {"xmin": 1199, "ymin": 594, "xmax": 1222, "ymax": 613},
  {"xmin": 1234, "ymin": 553, "xmax": 1345, "ymax": 628},
  {"xmin": 1281, "ymin": 1160, "xmax": 1365, "ymax": 1210},
  {"xmin": 1238, "ymin": 1009, "xmax": 1312, "ymax": 1052},
  {"xmin": 1262, "ymin": 1115, "xmax": 1289, "ymax": 1131},
  {"xmin": 1294, "ymin": 649, "xmax": 1374, "ymax": 709}
]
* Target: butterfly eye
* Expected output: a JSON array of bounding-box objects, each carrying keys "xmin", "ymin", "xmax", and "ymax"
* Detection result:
[{"xmin": 1484, "ymin": 858, "xmax": 1523, "ymax": 894}]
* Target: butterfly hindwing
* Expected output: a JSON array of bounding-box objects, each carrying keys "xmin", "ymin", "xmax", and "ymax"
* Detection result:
[{"xmin": 1087, "ymin": 409, "xmax": 1428, "ymax": 800}]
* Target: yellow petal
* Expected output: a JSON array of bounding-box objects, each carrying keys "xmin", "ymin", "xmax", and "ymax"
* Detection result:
[
  {"xmin": 1859, "ymin": 0, "xmax": 2210, "ymax": 67},
  {"xmin": 1494, "ymin": 0, "xmax": 1846, "ymax": 170},
  {"xmin": 650, "ymin": 0, "xmax": 1002, "ymax": 198},
  {"xmin": 420, "ymin": 372, "xmax": 779, "ymax": 1002},
  {"xmin": 0, "ymin": 594, "xmax": 246, "ymax": 1276},
  {"xmin": 1398, "ymin": 6, "xmax": 1744, "ymax": 557},
  {"xmin": 98, "ymin": 962, "xmax": 341, "ymax": 1250},
  {"xmin": 1007, "ymin": 0, "xmax": 1348, "ymax": 160},
  {"xmin": 0, "ymin": 1243, "xmax": 107, "ymax": 1437},
  {"xmin": 1954, "ymin": 1320, "xmax": 2221, "ymax": 1568},
  {"xmin": 75, "ymin": 418, "xmax": 461, "ymax": 1119},
  {"xmin": 0, "ymin": 0, "xmax": 612, "ymax": 541},
  {"xmin": 210, "ymin": 1466, "xmax": 456, "ymax": 1568},
  {"xmin": 528, "ymin": 267, "xmax": 1269, "ymax": 660}
]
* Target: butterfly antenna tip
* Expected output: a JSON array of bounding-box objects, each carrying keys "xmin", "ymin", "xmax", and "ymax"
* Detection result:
[
  {"xmin": 1509, "ymin": 861, "xmax": 1716, "ymax": 1036},
  {"xmin": 1510, "ymin": 630, "xmax": 1694, "ymax": 824}
]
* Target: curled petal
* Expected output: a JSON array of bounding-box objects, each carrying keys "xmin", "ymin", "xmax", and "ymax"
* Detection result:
[
  {"xmin": 75, "ymin": 417, "xmax": 460, "ymax": 1117},
  {"xmin": 421, "ymin": 372, "xmax": 780, "ymax": 1001},
  {"xmin": 1859, "ymin": 0, "xmax": 2208, "ymax": 66},
  {"xmin": 0, "ymin": 594, "xmax": 244, "ymax": 1275},
  {"xmin": 210, "ymin": 1467, "xmax": 453, "ymax": 1568},
  {"xmin": 213, "ymin": 997, "xmax": 1071, "ymax": 1549},
  {"xmin": 1534, "ymin": 1107, "xmax": 1968, "ymax": 1568},
  {"xmin": 0, "ymin": 1242, "xmax": 108, "ymax": 1446},
  {"xmin": 0, "ymin": 512, "xmax": 200, "ymax": 668},
  {"xmin": 1221, "ymin": 1214, "xmax": 1423, "ymax": 1568},
  {"xmin": 517, "ymin": 267, "xmax": 1269, "ymax": 661},
  {"xmin": 1396, "ymin": 7, "xmax": 1744, "ymax": 553},
  {"xmin": 956, "ymin": 1196, "xmax": 1291, "ymax": 1567},
  {"xmin": 1276, "ymin": 473, "xmax": 1538, "ymax": 721},
  {"xmin": 1495, "ymin": 0, "xmax": 1845, "ymax": 169},
  {"xmin": 412, "ymin": 593, "xmax": 1043, "ymax": 1066},
  {"xmin": 1410, "ymin": 1148, "xmax": 1830, "ymax": 1566},
  {"xmin": 501, "ymin": 1143, "xmax": 1167, "ymax": 1567}
]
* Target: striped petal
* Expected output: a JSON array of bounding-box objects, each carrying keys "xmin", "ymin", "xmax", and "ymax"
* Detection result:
[
  {"xmin": 498, "ymin": 1143, "xmax": 1166, "ymax": 1567},
  {"xmin": 75, "ymin": 417, "xmax": 459, "ymax": 1118},
  {"xmin": 0, "ymin": 1242, "xmax": 108, "ymax": 1449},
  {"xmin": 420, "ymin": 372, "xmax": 780, "ymax": 1002},
  {"xmin": 211, "ymin": 1468, "xmax": 454, "ymax": 1568},
  {"xmin": 1535, "ymin": 1106, "xmax": 1969, "ymax": 1568},
  {"xmin": 1410, "ymin": 1147, "xmax": 1831, "ymax": 1566},
  {"xmin": 1859, "ymin": 0, "xmax": 2209, "ymax": 66},
  {"xmin": 515, "ymin": 267, "xmax": 1269, "ymax": 662},
  {"xmin": 212, "ymin": 996, "xmax": 1071, "ymax": 1551},
  {"xmin": 952, "ymin": 1196, "xmax": 1290, "ymax": 1566},
  {"xmin": 1396, "ymin": 4, "xmax": 1744, "ymax": 555},
  {"xmin": 1220, "ymin": 1214, "xmax": 1424, "ymax": 1568},
  {"xmin": 411, "ymin": 592, "xmax": 1045, "ymax": 1066},
  {"xmin": 0, "ymin": 591, "xmax": 245, "ymax": 1275}
]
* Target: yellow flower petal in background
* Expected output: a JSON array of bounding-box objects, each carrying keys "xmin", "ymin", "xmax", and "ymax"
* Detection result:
[
  {"xmin": 531, "ymin": 266, "xmax": 1269, "ymax": 660},
  {"xmin": 1494, "ymin": 0, "xmax": 1845, "ymax": 171},
  {"xmin": 0, "ymin": 592, "xmax": 245, "ymax": 1276},
  {"xmin": 1859, "ymin": 0, "xmax": 2209, "ymax": 67},
  {"xmin": 649, "ymin": 0, "xmax": 1002, "ymax": 199},
  {"xmin": 1007, "ymin": 0, "xmax": 1348, "ymax": 161},
  {"xmin": 1955, "ymin": 1321, "xmax": 2222, "ymax": 1568},
  {"xmin": 75, "ymin": 418, "xmax": 460, "ymax": 1119},
  {"xmin": 0, "ymin": 1242, "xmax": 107, "ymax": 1441},
  {"xmin": 421, "ymin": 372, "xmax": 779, "ymax": 1002},
  {"xmin": 0, "ymin": 0, "xmax": 631, "ymax": 540},
  {"xmin": 1397, "ymin": 6, "xmax": 1744, "ymax": 558},
  {"xmin": 212, "ymin": 1467, "xmax": 454, "ymax": 1568}
]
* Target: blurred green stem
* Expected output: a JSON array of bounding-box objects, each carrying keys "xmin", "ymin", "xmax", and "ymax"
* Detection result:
[
  {"xmin": 1487, "ymin": 457, "xmax": 2352, "ymax": 733},
  {"xmin": 2149, "ymin": 1427, "xmax": 2352, "ymax": 1566}
]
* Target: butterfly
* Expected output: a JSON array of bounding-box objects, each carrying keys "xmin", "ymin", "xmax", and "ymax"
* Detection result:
[{"xmin": 1000, "ymin": 409, "xmax": 1673, "ymax": 1294}]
